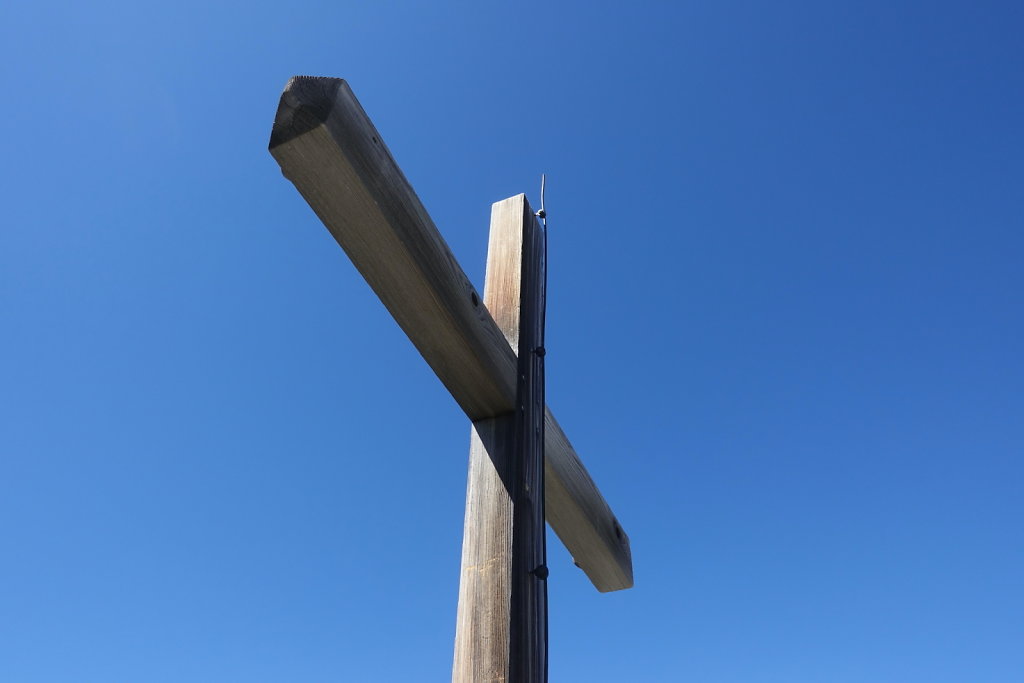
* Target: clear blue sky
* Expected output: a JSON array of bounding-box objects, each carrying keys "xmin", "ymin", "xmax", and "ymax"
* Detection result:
[{"xmin": 2, "ymin": 1, "xmax": 1022, "ymax": 681}]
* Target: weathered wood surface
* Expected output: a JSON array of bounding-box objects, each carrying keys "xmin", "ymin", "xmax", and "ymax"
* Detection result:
[
  {"xmin": 269, "ymin": 76, "xmax": 632, "ymax": 592},
  {"xmin": 453, "ymin": 196, "xmax": 549, "ymax": 682},
  {"xmin": 453, "ymin": 415, "xmax": 515, "ymax": 683},
  {"xmin": 454, "ymin": 194, "xmax": 544, "ymax": 679}
]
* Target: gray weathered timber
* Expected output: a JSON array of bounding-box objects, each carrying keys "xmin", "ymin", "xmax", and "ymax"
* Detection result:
[
  {"xmin": 453, "ymin": 416, "xmax": 515, "ymax": 683},
  {"xmin": 453, "ymin": 195, "xmax": 548, "ymax": 683},
  {"xmin": 269, "ymin": 76, "xmax": 632, "ymax": 592},
  {"xmin": 452, "ymin": 197, "xmax": 529, "ymax": 682},
  {"xmin": 543, "ymin": 412, "xmax": 630, "ymax": 591}
]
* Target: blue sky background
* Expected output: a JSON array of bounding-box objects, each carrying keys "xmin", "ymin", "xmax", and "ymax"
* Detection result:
[{"xmin": 2, "ymin": 1, "xmax": 1022, "ymax": 681}]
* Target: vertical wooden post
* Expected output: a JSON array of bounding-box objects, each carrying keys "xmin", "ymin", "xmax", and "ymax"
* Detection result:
[
  {"xmin": 510, "ymin": 191, "xmax": 547, "ymax": 683},
  {"xmin": 453, "ymin": 195, "xmax": 547, "ymax": 682}
]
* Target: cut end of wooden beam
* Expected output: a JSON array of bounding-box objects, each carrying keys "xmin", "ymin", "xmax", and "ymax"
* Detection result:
[
  {"xmin": 544, "ymin": 410, "xmax": 634, "ymax": 592},
  {"xmin": 586, "ymin": 518, "xmax": 632, "ymax": 592},
  {"xmin": 269, "ymin": 76, "xmax": 346, "ymax": 150},
  {"xmin": 563, "ymin": 511, "xmax": 634, "ymax": 593}
]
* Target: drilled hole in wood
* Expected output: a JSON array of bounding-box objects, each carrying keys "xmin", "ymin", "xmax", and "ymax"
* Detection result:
[
  {"xmin": 471, "ymin": 291, "xmax": 479, "ymax": 307},
  {"xmin": 614, "ymin": 522, "xmax": 623, "ymax": 541}
]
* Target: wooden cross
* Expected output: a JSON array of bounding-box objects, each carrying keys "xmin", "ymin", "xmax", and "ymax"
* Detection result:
[{"xmin": 269, "ymin": 76, "xmax": 633, "ymax": 682}]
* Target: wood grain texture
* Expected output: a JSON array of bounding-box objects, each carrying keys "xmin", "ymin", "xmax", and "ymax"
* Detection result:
[
  {"xmin": 483, "ymin": 194, "xmax": 548, "ymax": 679},
  {"xmin": 453, "ymin": 416, "xmax": 515, "ymax": 683},
  {"xmin": 269, "ymin": 76, "xmax": 514, "ymax": 419},
  {"xmin": 269, "ymin": 76, "xmax": 632, "ymax": 592},
  {"xmin": 453, "ymin": 197, "xmax": 537, "ymax": 682},
  {"xmin": 454, "ymin": 196, "xmax": 548, "ymax": 682},
  {"xmin": 544, "ymin": 410, "xmax": 631, "ymax": 591}
]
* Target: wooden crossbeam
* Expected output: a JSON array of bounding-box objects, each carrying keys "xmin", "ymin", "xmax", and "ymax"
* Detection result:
[{"xmin": 269, "ymin": 76, "xmax": 632, "ymax": 593}]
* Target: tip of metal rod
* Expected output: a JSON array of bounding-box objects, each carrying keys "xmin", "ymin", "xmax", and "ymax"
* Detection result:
[{"xmin": 537, "ymin": 173, "xmax": 547, "ymax": 221}]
